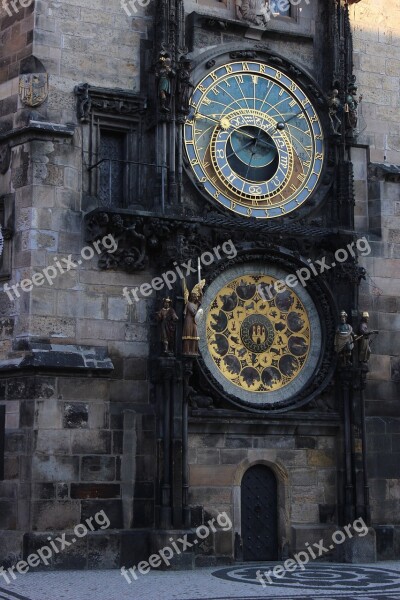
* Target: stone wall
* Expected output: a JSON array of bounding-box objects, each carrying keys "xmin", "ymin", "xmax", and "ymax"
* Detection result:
[
  {"xmin": 188, "ymin": 423, "xmax": 340, "ymax": 560},
  {"xmin": 0, "ymin": 4, "xmax": 34, "ymax": 84},
  {"xmin": 0, "ymin": 0, "xmax": 157, "ymax": 568},
  {"xmin": 350, "ymin": 0, "xmax": 400, "ymax": 555},
  {"xmin": 186, "ymin": 2, "xmax": 317, "ymax": 76}
]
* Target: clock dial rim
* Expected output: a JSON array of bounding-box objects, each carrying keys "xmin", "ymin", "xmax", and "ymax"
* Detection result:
[
  {"xmin": 184, "ymin": 55, "xmax": 329, "ymax": 220},
  {"xmin": 198, "ymin": 262, "xmax": 322, "ymax": 408}
]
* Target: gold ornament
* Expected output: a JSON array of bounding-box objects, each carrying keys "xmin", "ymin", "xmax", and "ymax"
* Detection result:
[{"xmin": 206, "ymin": 274, "xmax": 311, "ymax": 392}]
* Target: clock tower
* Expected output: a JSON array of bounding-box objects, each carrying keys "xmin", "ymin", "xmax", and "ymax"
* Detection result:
[
  {"xmin": 80, "ymin": 0, "xmax": 372, "ymax": 563},
  {"xmin": 5, "ymin": 0, "xmax": 399, "ymax": 571},
  {"xmin": 128, "ymin": 0, "xmax": 373, "ymax": 563}
]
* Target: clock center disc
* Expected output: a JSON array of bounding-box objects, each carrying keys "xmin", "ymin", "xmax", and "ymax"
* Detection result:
[
  {"xmin": 228, "ymin": 126, "xmax": 279, "ymax": 182},
  {"xmin": 240, "ymin": 314, "xmax": 275, "ymax": 353}
]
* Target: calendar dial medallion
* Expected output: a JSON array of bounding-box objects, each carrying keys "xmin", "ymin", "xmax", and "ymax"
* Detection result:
[
  {"xmin": 184, "ymin": 61, "xmax": 324, "ymax": 219},
  {"xmin": 206, "ymin": 274, "xmax": 311, "ymax": 394},
  {"xmin": 198, "ymin": 264, "xmax": 323, "ymax": 409}
]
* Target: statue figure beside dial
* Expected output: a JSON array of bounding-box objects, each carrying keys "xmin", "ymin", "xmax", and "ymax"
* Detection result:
[{"xmin": 184, "ymin": 60, "xmax": 325, "ymax": 219}]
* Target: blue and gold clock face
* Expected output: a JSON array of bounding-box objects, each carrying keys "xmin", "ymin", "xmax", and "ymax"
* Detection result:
[{"xmin": 184, "ymin": 61, "xmax": 324, "ymax": 219}]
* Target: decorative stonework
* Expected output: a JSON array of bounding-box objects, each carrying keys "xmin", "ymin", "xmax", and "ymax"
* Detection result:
[{"xmin": 75, "ymin": 84, "xmax": 147, "ymax": 123}]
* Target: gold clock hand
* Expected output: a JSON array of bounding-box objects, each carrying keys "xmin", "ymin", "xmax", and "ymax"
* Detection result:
[
  {"xmin": 194, "ymin": 113, "xmax": 260, "ymax": 141},
  {"xmin": 276, "ymin": 112, "xmax": 303, "ymax": 130},
  {"xmin": 193, "ymin": 113, "xmax": 221, "ymax": 126},
  {"xmin": 227, "ymin": 139, "xmax": 254, "ymax": 159},
  {"xmin": 194, "ymin": 113, "xmax": 277, "ymax": 153}
]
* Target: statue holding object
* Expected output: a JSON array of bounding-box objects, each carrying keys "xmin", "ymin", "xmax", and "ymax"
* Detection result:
[
  {"xmin": 155, "ymin": 53, "xmax": 175, "ymax": 113},
  {"xmin": 177, "ymin": 58, "xmax": 194, "ymax": 116},
  {"xmin": 357, "ymin": 311, "xmax": 378, "ymax": 364},
  {"xmin": 334, "ymin": 310, "xmax": 355, "ymax": 366},
  {"xmin": 182, "ymin": 279, "xmax": 206, "ymax": 357},
  {"xmin": 328, "ymin": 88, "xmax": 342, "ymax": 135}
]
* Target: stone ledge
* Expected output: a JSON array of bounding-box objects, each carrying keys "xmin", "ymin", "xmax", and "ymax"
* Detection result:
[
  {"xmin": 0, "ymin": 342, "xmax": 114, "ymax": 372},
  {"xmin": 0, "ymin": 120, "xmax": 75, "ymax": 144}
]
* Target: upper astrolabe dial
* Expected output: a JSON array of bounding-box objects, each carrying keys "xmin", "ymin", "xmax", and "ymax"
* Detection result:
[{"xmin": 184, "ymin": 61, "xmax": 325, "ymax": 219}]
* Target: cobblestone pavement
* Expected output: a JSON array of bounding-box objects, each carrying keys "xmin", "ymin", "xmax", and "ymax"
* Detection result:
[{"xmin": 0, "ymin": 562, "xmax": 400, "ymax": 600}]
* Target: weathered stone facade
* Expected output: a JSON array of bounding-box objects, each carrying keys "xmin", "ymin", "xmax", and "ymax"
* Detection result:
[
  {"xmin": 349, "ymin": 0, "xmax": 400, "ymax": 559},
  {"xmin": 0, "ymin": 0, "xmax": 398, "ymax": 570}
]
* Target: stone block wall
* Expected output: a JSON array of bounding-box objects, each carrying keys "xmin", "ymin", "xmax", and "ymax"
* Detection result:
[
  {"xmin": 186, "ymin": 2, "xmax": 317, "ymax": 76},
  {"xmin": 188, "ymin": 425, "xmax": 339, "ymax": 559},
  {"xmin": 0, "ymin": 368, "xmax": 156, "ymax": 568},
  {"xmin": 350, "ymin": 0, "xmax": 400, "ymax": 549},
  {"xmin": 0, "ymin": 3, "xmax": 34, "ymax": 84},
  {"xmin": 0, "ymin": 0, "xmax": 158, "ymax": 567}
]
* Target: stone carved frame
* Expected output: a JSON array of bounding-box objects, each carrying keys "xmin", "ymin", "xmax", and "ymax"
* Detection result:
[
  {"xmin": 184, "ymin": 44, "xmax": 333, "ymax": 225},
  {"xmin": 189, "ymin": 1, "xmax": 300, "ymax": 27},
  {"xmin": 232, "ymin": 457, "xmax": 290, "ymax": 559}
]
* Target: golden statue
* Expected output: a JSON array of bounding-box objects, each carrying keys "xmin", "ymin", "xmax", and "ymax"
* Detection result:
[{"xmin": 182, "ymin": 279, "xmax": 206, "ymax": 356}]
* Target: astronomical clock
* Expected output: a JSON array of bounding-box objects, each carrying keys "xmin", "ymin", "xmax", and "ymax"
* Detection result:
[
  {"xmin": 184, "ymin": 60, "xmax": 325, "ymax": 219},
  {"xmin": 184, "ymin": 51, "xmax": 334, "ymax": 413}
]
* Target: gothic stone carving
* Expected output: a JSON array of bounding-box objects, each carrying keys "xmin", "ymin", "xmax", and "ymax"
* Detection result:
[
  {"xmin": 236, "ymin": 0, "xmax": 271, "ymax": 27},
  {"xmin": 75, "ymin": 84, "xmax": 146, "ymax": 122}
]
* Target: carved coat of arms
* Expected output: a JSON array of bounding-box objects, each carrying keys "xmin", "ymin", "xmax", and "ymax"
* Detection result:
[{"xmin": 18, "ymin": 73, "xmax": 49, "ymax": 107}]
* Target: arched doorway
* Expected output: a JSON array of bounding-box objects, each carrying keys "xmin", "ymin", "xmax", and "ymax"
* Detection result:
[{"xmin": 241, "ymin": 464, "xmax": 278, "ymax": 561}]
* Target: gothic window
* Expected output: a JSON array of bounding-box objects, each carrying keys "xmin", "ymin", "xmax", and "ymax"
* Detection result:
[
  {"xmin": 77, "ymin": 86, "xmax": 148, "ymax": 210},
  {"xmin": 99, "ymin": 130, "xmax": 127, "ymax": 208},
  {"xmin": 0, "ymin": 195, "xmax": 13, "ymax": 281}
]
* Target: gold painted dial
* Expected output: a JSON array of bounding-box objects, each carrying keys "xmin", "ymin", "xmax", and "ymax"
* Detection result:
[
  {"xmin": 184, "ymin": 61, "xmax": 324, "ymax": 219},
  {"xmin": 206, "ymin": 274, "xmax": 311, "ymax": 393}
]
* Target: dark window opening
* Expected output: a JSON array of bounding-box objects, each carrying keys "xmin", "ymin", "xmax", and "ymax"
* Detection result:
[{"xmin": 99, "ymin": 130, "xmax": 126, "ymax": 208}]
